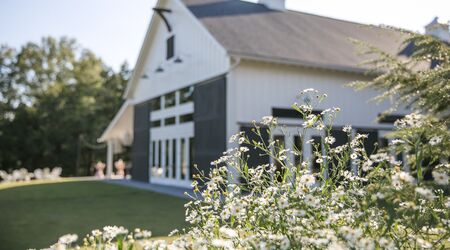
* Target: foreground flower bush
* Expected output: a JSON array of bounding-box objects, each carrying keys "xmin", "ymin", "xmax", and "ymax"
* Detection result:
[
  {"xmin": 40, "ymin": 226, "xmax": 155, "ymax": 250},
  {"xmin": 42, "ymin": 89, "xmax": 449, "ymax": 250},
  {"xmin": 180, "ymin": 90, "xmax": 449, "ymax": 249}
]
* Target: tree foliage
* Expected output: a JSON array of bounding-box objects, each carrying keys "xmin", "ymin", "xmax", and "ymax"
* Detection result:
[
  {"xmin": 349, "ymin": 32, "xmax": 450, "ymax": 175},
  {"xmin": 0, "ymin": 37, "xmax": 130, "ymax": 176},
  {"xmin": 350, "ymin": 31, "xmax": 450, "ymax": 121}
]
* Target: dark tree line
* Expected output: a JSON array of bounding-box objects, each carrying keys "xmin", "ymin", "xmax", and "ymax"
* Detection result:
[{"xmin": 0, "ymin": 37, "xmax": 130, "ymax": 176}]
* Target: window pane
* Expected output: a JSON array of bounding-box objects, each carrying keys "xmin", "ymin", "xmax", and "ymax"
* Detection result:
[
  {"xmin": 165, "ymin": 140, "xmax": 170, "ymax": 178},
  {"xmin": 150, "ymin": 120, "xmax": 161, "ymax": 128},
  {"xmin": 164, "ymin": 92, "xmax": 176, "ymax": 108},
  {"xmin": 356, "ymin": 129, "xmax": 379, "ymax": 154},
  {"xmin": 179, "ymin": 86, "xmax": 194, "ymax": 104},
  {"xmin": 379, "ymin": 138, "xmax": 389, "ymax": 148},
  {"xmin": 273, "ymin": 135, "xmax": 285, "ymax": 181},
  {"xmin": 166, "ymin": 35, "xmax": 175, "ymax": 60},
  {"xmin": 179, "ymin": 113, "xmax": 193, "ymax": 123},
  {"xmin": 311, "ymin": 136, "xmax": 322, "ymax": 173},
  {"xmin": 150, "ymin": 97, "xmax": 161, "ymax": 111},
  {"xmin": 152, "ymin": 141, "xmax": 156, "ymax": 166},
  {"xmin": 164, "ymin": 117, "xmax": 176, "ymax": 126},
  {"xmin": 157, "ymin": 140, "xmax": 162, "ymax": 176},
  {"xmin": 330, "ymin": 129, "xmax": 350, "ymax": 169},
  {"xmin": 181, "ymin": 138, "xmax": 186, "ymax": 179},
  {"xmin": 189, "ymin": 137, "xmax": 194, "ymax": 180},
  {"xmin": 172, "ymin": 139, "xmax": 177, "ymax": 179},
  {"xmin": 294, "ymin": 135, "xmax": 302, "ymax": 167}
]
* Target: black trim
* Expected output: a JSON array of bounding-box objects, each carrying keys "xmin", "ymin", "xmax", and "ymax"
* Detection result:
[
  {"xmin": 132, "ymin": 101, "xmax": 151, "ymax": 182},
  {"xmin": 272, "ymin": 108, "xmax": 323, "ymax": 118},
  {"xmin": 153, "ymin": 8, "xmax": 172, "ymax": 32},
  {"xmin": 378, "ymin": 114, "xmax": 404, "ymax": 124}
]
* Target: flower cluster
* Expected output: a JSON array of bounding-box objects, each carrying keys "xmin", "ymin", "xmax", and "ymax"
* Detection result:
[
  {"xmin": 182, "ymin": 90, "xmax": 450, "ymax": 249},
  {"xmin": 41, "ymin": 226, "xmax": 154, "ymax": 250}
]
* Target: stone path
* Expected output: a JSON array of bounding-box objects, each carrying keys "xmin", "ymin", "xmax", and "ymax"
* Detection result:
[{"xmin": 105, "ymin": 179, "xmax": 195, "ymax": 199}]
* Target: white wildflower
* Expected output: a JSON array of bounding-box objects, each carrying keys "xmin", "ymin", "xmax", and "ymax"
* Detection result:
[
  {"xmin": 300, "ymin": 174, "xmax": 316, "ymax": 187},
  {"xmin": 429, "ymin": 136, "xmax": 443, "ymax": 146},
  {"xmin": 211, "ymin": 239, "xmax": 233, "ymax": 249},
  {"xmin": 391, "ymin": 139, "xmax": 405, "ymax": 145},
  {"xmin": 58, "ymin": 234, "xmax": 78, "ymax": 245},
  {"xmin": 239, "ymin": 147, "xmax": 249, "ymax": 152},
  {"xmin": 362, "ymin": 160, "xmax": 373, "ymax": 172},
  {"xmin": 304, "ymin": 194, "xmax": 319, "ymax": 207},
  {"xmin": 221, "ymin": 208, "xmax": 231, "ymax": 220},
  {"xmin": 278, "ymin": 155, "xmax": 287, "ymax": 161},
  {"xmin": 342, "ymin": 125, "xmax": 352, "ymax": 133},
  {"xmin": 301, "ymin": 161, "xmax": 309, "ymax": 168},
  {"xmin": 432, "ymin": 171, "xmax": 449, "ymax": 185},
  {"xmin": 219, "ymin": 226, "xmax": 238, "ymax": 238},
  {"xmin": 102, "ymin": 226, "xmax": 128, "ymax": 242},
  {"xmin": 261, "ymin": 116, "xmax": 278, "ymax": 126},
  {"xmin": 415, "ymin": 187, "xmax": 436, "ymax": 200},
  {"xmin": 392, "ymin": 171, "xmax": 415, "ymax": 189},
  {"xmin": 417, "ymin": 238, "xmax": 432, "ymax": 249},
  {"xmin": 278, "ymin": 196, "xmax": 289, "ymax": 209},
  {"xmin": 91, "ymin": 229, "xmax": 102, "ymax": 237},
  {"xmin": 358, "ymin": 238, "xmax": 375, "ymax": 250},
  {"xmin": 316, "ymin": 123, "xmax": 325, "ymax": 130},
  {"xmin": 324, "ymin": 136, "xmax": 335, "ymax": 145}
]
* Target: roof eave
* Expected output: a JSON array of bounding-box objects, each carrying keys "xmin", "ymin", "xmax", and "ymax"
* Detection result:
[
  {"xmin": 98, "ymin": 100, "xmax": 133, "ymax": 143},
  {"xmin": 228, "ymin": 51, "xmax": 372, "ymax": 75}
]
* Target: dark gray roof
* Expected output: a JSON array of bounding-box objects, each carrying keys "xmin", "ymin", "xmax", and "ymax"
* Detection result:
[{"xmin": 182, "ymin": 0, "xmax": 407, "ymax": 72}]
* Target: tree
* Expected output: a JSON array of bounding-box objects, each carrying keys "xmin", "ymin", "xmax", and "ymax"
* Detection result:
[
  {"xmin": 0, "ymin": 37, "xmax": 130, "ymax": 176},
  {"xmin": 349, "ymin": 32, "xmax": 450, "ymax": 180}
]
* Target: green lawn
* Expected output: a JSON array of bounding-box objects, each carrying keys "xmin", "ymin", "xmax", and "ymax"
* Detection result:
[{"xmin": 0, "ymin": 180, "xmax": 188, "ymax": 250}]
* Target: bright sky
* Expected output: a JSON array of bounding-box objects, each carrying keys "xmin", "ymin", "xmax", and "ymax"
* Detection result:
[{"xmin": 0, "ymin": 0, "xmax": 448, "ymax": 70}]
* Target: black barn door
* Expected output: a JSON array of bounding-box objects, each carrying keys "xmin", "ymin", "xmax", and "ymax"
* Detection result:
[{"xmin": 132, "ymin": 101, "xmax": 150, "ymax": 182}]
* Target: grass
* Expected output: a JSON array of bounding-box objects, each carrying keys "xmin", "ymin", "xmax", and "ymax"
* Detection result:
[{"xmin": 0, "ymin": 180, "xmax": 188, "ymax": 250}]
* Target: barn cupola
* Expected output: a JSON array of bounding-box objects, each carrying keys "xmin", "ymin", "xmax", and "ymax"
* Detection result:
[
  {"xmin": 425, "ymin": 17, "xmax": 450, "ymax": 42},
  {"xmin": 257, "ymin": 0, "xmax": 286, "ymax": 11}
]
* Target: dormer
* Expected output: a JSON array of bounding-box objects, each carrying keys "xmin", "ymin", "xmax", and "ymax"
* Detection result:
[
  {"xmin": 257, "ymin": 0, "xmax": 286, "ymax": 11},
  {"xmin": 425, "ymin": 17, "xmax": 450, "ymax": 42}
]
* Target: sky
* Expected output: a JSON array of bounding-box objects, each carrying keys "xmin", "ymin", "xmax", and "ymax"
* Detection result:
[{"xmin": 0, "ymin": 0, "xmax": 449, "ymax": 70}]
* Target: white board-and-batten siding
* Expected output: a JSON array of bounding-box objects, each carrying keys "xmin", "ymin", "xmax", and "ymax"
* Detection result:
[{"xmin": 228, "ymin": 60, "xmax": 406, "ymax": 130}]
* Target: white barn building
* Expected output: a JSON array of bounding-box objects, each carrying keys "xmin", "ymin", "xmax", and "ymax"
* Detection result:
[{"xmin": 99, "ymin": 0, "xmax": 447, "ymax": 187}]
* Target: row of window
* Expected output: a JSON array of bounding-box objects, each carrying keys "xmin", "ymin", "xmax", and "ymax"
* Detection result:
[
  {"xmin": 150, "ymin": 137, "xmax": 195, "ymax": 180},
  {"xmin": 150, "ymin": 86, "xmax": 194, "ymax": 111},
  {"xmin": 150, "ymin": 113, "xmax": 193, "ymax": 128},
  {"xmin": 243, "ymin": 126, "xmax": 401, "ymax": 177},
  {"xmin": 272, "ymin": 129, "xmax": 402, "ymax": 173}
]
